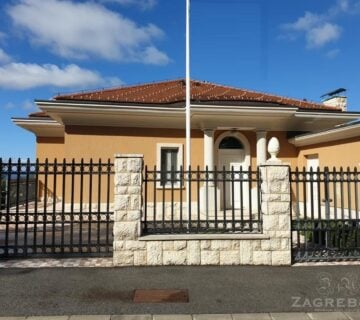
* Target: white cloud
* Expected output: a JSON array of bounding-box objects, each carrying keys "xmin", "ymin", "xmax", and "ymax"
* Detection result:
[
  {"xmin": 4, "ymin": 102, "xmax": 15, "ymax": 110},
  {"xmin": 0, "ymin": 62, "xmax": 122, "ymax": 90},
  {"xmin": 306, "ymin": 23, "xmax": 341, "ymax": 48},
  {"xmin": 287, "ymin": 12, "xmax": 322, "ymax": 32},
  {"xmin": 280, "ymin": 0, "xmax": 360, "ymax": 49},
  {"xmin": 0, "ymin": 48, "xmax": 12, "ymax": 64},
  {"xmin": 22, "ymin": 100, "xmax": 36, "ymax": 111},
  {"xmin": 0, "ymin": 31, "xmax": 7, "ymax": 42},
  {"xmin": 326, "ymin": 48, "xmax": 340, "ymax": 59},
  {"xmin": 3, "ymin": 100, "xmax": 38, "ymax": 111},
  {"xmin": 101, "ymin": 0, "xmax": 157, "ymax": 10},
  {"xmin": 7, "ymin": 0, "xmax": 169, "ymax": 65},
  {"xmin": 141, "ymin": 46, "xmax": 171, "ymax": 65}
]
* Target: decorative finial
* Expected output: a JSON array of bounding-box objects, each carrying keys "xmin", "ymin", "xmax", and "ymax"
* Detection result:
[{"xmin": 267, "ymin": 137, "xmax": 281, "ymax": 164}]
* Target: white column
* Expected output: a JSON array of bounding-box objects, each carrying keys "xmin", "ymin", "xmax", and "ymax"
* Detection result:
[
  {"xmin": 256, "ymin": 131, "xmax": 267, "ymax": 166},
  {"xmin": 200, "ymin": 129, "xmax": 219, "ymax": 213},
  {"xmin": 203, "ymin": 129, "xmax": 214, "ymax": 170}
]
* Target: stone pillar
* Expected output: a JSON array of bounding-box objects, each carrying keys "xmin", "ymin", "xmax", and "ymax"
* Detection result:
[
  {"xmin": 256, "ymin": 131, "xmax": 267, "ymax": 166},
  {"xmin": 260, "ymin": 137, "xmax": 292, "ymax": 266},
  {"xmin": 113, "ymin": 154, "xmax": 144, "ymax": 266}
]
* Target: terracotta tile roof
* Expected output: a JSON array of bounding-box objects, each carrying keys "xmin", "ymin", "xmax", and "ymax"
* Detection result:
[
  {"xmin": 54, "ymin": 79, "xmax": 340, "ymax": 111},
  {"xmin": 29, "ymin": 111, "xmax": 49, "ymax": 118}
]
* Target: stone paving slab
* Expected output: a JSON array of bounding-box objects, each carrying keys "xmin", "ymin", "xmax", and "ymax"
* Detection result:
[
  {"xmin": 232, "ymin": 314, "xmax": 272, "ymax": 320},
  {"xmin": 1, "ymin": 314, "xmax": 360, "ymax": 320},
  {"xmin": 270, "ymin": 313, "xmax": 311, "ymax": 320},
  {"xmin": 193, "ymin": 315, "xmax": 233, "ymax": 320},
  {"xmin": 0, "ymin": 258, "xmax": 113, "ymax": 268},
  {"xmin": 110, "ymin": 316, "xmax": 151, "ymax": 320},
  {"xmin": 346, "ymin": 312, "xmax": 360, "ymax": 320},
  {"xmin": 2, "ymin": 257, "xmax": 360, "ymax": 268},
  {"xmin": 307, "ymin": 312, "xmax": 350, "ymax": 319},
  {"xmin": 26, "ymin": 317, "xmax": 69, "ymax": 320},
  {"xmin": 152, "ymin": 315, "xmax": 192, "ymax": 320},
  {"xmin": 69, "ymin": 316, "xmax": 111, "ymax": 320}
]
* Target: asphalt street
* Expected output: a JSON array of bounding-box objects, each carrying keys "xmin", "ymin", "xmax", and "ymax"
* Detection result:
[{"xmin": 1, "ymin": 265, "xmax": 360, "ymax": 316}]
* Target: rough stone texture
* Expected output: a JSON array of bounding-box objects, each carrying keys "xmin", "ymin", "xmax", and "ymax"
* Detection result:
[
  {"xmin": 113, "ymin": 155, "xmax": 291, "ymax": 266},
  {"xmin": 240, "ymin": 241, "xmax": 253, "ymax": 265},
  {"xmin": 163, "ymin": 250, "xmax": 187, "ymax": 265},
  {"xmin": 253, "ymin": 251, "xmax": 271, "ymax": 265},
  {"xmin": 187, "ymin": 241, "xmax": 201, "ymax": 265},
  {"xmin": 259, "ymin": 165, "xmax": 292, "ymax": 266},
  {"xmin": 220, "ymin": 250, "xmax": 240, "ymax": 265},
  {"xmin": 201, "ymin": 250, "xmax": 220, "ymax": 265},
  {"xmin": 113, "ymin": 251, "xmax": 134, "ymax": 266},
  {"xmin": 113, "ymin": 221, "xmax": 139, "ymax": 240},
  {"xmin": 113, "ymin": 155, "xmax": 144, "ymax": 266},
  {"xmin": 146, "ymin": 242, "xmax": 162, "ymax": 266},
  {"xmin": 134, "ymin": 251, "xmax": 147, "ymax": 266},
  {"xmin": 271, "ymin": 250, "xmax": 291, "ymax": 266},
  {"xmin": 174, "ymin": 241, "xmax": 187, "ymax": 251}
]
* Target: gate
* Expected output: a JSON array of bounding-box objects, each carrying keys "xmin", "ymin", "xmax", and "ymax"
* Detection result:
[
  {"xmin": 143, "ymin": 165, "xmax": 262, "ymax": 234},
  {"xmin": 291, "ymin": 167, "xmax": 360, "ymax": 262},
  {"xmin": 0, "ymin": 159, "xmax": 114, "ymax": 259}
]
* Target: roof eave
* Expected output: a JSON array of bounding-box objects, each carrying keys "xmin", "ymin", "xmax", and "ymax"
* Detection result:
[
  {"xmin": 289, "ymin": 122, "xmax": 360, "ymax": 147},
  {"xmin": 12, "ymin": 117, "xmax": 64, "ymax": 138}
]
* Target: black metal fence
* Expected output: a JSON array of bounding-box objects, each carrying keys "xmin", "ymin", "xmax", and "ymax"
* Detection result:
[
  {"xmin": 291, "ymin": 167, "xmax": 360, "ymax": 262},
  {"xmin": 143, "ymin": 166, "xmax": 262, "ymax": 234},
  {"xmin": 1, "ymin": 176, "xmax": 36, "ymax": 209},
  {"xmin": 0, "ymin": 158, "xmax": 114, "ymax": 259}
]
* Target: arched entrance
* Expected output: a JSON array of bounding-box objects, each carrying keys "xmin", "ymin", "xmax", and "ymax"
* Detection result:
[{"xmin": 215, "ymin": 132, "xmax": 251, "ymax": 209}]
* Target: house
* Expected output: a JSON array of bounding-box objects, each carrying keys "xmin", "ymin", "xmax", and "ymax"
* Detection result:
[
  {"xmin": 13, "ymin": 79, "xmax": 360, "ymax": 171},
  {"xmin": 6, "ymin": 79, "xmax": 360, "ymax": 264}
]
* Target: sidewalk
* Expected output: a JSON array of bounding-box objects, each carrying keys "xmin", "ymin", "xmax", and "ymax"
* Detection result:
[
  {"xmin": 1, "ymin": 313, "xmax": 360, "ymax": 319},
  {"xmin": 1, "ymin": 257, "xmax": 360, "ymax": 268},
  {"xmin": 1, "ymin": 265, "xmax": 360, "ymax": 316}
]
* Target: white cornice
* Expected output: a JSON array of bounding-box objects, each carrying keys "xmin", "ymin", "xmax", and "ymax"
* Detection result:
[
  {"xmin": 12, "ymin": 117, "xmax": 64, "ymax": 138},
  {"xmin": 289, "ymin": 122, "xmax": 360, "ymax": 147}
]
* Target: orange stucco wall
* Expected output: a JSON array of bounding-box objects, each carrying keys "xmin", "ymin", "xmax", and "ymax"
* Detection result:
[
  {"xmin": 35, "ymin": 128, "xmax": 300, "ymax": 168},
  {"xmin": 35, "ymin": 127, "xmax": 298, "ymax": 203},
  {"xmin": 35, "ymin": 128, "xmax": 360, "ymax": 170},
  {"xmin": 297, "ymin": 137, "xmax": 360, "ymax": 169},
  {"xmin": 34, "ymin": 127, "xmax": 359, "ymax": 207},
  {"xmin": 63, "ymin": 126, "xmax": 204, "ymax": 167},
  {"xmin": 36, "ymin": 137, "xmax": 65, "ymax": 161}
]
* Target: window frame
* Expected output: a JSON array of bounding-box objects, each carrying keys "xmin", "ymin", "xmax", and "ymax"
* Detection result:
[{"xmin": 156, "ymin": 143, "xmax": 183, "ymax": 189}]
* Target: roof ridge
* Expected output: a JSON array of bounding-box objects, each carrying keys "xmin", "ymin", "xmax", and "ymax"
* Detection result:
[
  {"xmin": 54, "ymin": 78, "xmax": 186, "ymax": 99},
  {"xmin": 52, "ymin": 78, "xmax": 340, "ymax": 111},
  {"xmin": 197, "ymin": 80, "xmax": 324, "ymax": 107}
]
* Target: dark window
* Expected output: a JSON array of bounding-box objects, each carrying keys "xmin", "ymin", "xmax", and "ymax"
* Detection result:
[
  {"xmin": 160, "ymin": 148, "xmax": 178, "ymax": 186},
  {"xmin": 219, "ymin": 136, "xmax": 243, "ymax": 149}
]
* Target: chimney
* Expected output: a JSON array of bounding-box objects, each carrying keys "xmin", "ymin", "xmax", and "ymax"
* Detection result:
[{"xmin": 321, "ymin": 88, "xmax": 347, "ymax": 111}]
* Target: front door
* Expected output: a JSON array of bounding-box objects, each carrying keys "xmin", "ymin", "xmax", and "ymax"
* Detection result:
[{"xmin": 218, "ymin": 149, "xmax": 248, "ymax": 209}]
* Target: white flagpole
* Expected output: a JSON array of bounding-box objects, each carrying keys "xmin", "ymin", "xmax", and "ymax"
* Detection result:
[{"xmin": 185, "ymin": 0, "xmax": 191, "ymax": 229}]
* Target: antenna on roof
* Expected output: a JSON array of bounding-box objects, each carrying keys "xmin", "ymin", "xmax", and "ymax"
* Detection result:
[
  {"xmin": 321, "ymin": 88, "xmax": 347, "ymax": 111},
  {"xmin": 320, "ymin": 88, "xmax": 346, "ymax": 100}
]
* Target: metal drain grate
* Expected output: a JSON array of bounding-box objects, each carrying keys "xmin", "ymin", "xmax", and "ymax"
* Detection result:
[{"xmin": 133, "ymin": 289, "xmax": 189, "ymax": 303}]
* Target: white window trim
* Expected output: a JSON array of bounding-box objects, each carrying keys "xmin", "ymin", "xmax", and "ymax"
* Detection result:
[{"xmin": 156, "ymin": 143, "xmax": 183, "ymax": 189}]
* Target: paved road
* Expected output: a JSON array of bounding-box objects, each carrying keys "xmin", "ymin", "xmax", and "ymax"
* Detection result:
[{"xmin": 1, "ymin": 266, "xmax": 360, "ymax": 316}]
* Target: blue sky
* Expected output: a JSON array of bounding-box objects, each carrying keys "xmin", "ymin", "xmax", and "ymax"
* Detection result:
[{"xmin": 1, "ymin": 0, "xmax": 360, "ymax": 159}]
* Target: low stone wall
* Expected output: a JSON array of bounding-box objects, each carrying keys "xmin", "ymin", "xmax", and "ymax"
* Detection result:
[
  {"xmin": 113, "ymin": 236, "xmax": 291, "ymax": 266},
  {"xmin": 113, "ymin": 154, "xmax": 292, "ymax": 267}
]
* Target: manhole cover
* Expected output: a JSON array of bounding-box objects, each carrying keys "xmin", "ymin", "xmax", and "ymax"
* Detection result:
[{"xmin": 133, "ymin": 289, "xmax": 189, "ymax": 303}]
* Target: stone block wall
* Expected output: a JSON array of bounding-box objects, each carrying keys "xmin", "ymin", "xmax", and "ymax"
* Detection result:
[{"xmin": 113, "ymin": 154, "xmax": 292, "ymax": 266}]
